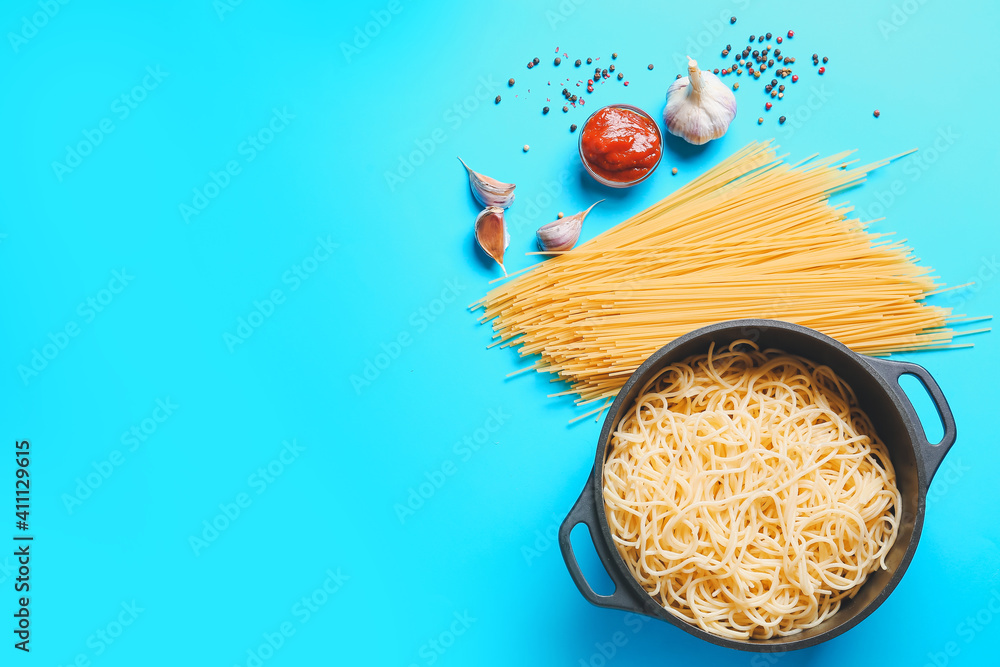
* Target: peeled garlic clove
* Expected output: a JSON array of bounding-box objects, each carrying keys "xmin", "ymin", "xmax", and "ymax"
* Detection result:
[
  {"xmin": 536, "ymin": 200, "xmax": 603, "ymax": 252},
  {"xmin": 475, "ymin": 207, "xmax": 510, "ymax": 275},
  {"xmin": 458, "ymin": 157, "xmax": 516, "ymax": 208},
  {"xmin": 664, "ymin": 56, "xmax": 736, "ymax": 145}
]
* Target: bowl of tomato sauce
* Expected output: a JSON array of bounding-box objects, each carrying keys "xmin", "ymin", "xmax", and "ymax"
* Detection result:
[{"xmin": 578, "ymin": 104, "xmax": 663, "ymax": 188}]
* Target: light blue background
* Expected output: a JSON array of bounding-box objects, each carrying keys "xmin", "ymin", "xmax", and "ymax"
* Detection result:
[{"xmin": 3, "ymin": 0, "xmax": 999, "ymax": 665}]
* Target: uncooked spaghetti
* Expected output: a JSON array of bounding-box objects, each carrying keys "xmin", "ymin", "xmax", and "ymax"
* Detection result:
[
  {"xmin": 471, "ymin": 141, "xmax": 985, "ymax": 407},
  {"xmin": 603, "ymin": 341, "xmax": 900, "ymax": 639}
]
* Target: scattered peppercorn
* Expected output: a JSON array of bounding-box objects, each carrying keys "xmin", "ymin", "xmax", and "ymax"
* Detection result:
[
  {"xmin": 671, "ymin": 167, "xmax": 678, "ymax": 175},
  {"xmin": 624, "ymin": 81, "xmax": 629, "ymax": 86},
  {"xmin": 713, "ymin": 69, "xmax": 719, "ymax": 74},
  {"xmin": 766, "ymin": 32, "xmax": 772, "ymax": 39},
  {"xmin": 557, "ymin": 212, "xmax": 564, "ymax": 218},
  {"xmin": 771, "ymin": 78, "xmax": 778, "ymax": 86},
  {"xmin": 822, "ymin": 56, "xmax": 828, "ymax": 63},
  {"xmin": 609, "ymin": 64, "xmax": 615, "ymax": 72},
  {"xmin": 758, "ymin": 117, "xmax": 764, "ymax": 124},
  {"xmin": 778, "ymin": 92, "xmax": 783, "ymax": 99},
  {"xmin": 733, "ymin": 82, "xmax": 739, "ymax": 90},
  {"xmin": 749, "ymin": 34, "xmax": 755, "ymax": 41},
  {"xmin": 779, "ymin": 115, "xmax": 786, "ymax": 124},
  {"xmin": 768, "ymin": 59, "xmax": 774, "ymax": 67},
  {"xmin": 758, "ymin": 35, "xmax": 764, "ymax": 42},
  {"xmin": 778, "ymin": 84, "xmax": 785, "ymax": 92},
  {"xmin": 602, "ymin": 68, "xmax": 609, "ymax": 78},
  {"xmin": 765, "ymin": 85, "xmax": 772, "ymax": 93},
  {"xmin": 495, "ymin": 95, "xmax": 501, "ymax": 104},
  {"xmin": 818, "ymin": 66, "xmax": 825, "ymax": 74},
  {"xmin": 554, "ymin": 57, "xmax": 561, "ymax": 65},
  {"xmin": 617, "ymin": 72, "xmax": 623, "ymax": 80},
  {"xmin": 575, "ymin": 59, "xmax": 582, "ymax": 67},
  {"xmin": 571, "ymin": 95, "xmax": 578, "ymax": 102},
  {"xmin": 770, "ymin": 90, "xmax": 777, "ymax": 98},
  {"xmin": 776, "ymin": 36, "xmax": 783, "ymax": 44},
  {"xmin": 766, "ymin": 102, "xmax": 772, "ymax": 110},
  {"xmin": 587, "ymin": 85, "xmax": 594, "ymax": 92},
  {"xmin": 533, "ymin": 57, "xmax": 540, "ymax": 65},
  {"xmin": 527, "ymin": 62, "xmax": 534, "ymax": 69},
  {"xmin": 543, "ymin": 106, "xmax": 549, "ymax": 114},
  {"xmin": 508, "ymin": 78, "xmax": 515, "ymax": 86},
  {"xmin": 730, "ymin": 16, "xmax": 737, "ymax": 24},
  {"xmin": 523, "ymin": 145, "xmax": 529, "ymax": 152},
  {"xmin": 726, "ymin": 44, "xmax": 732, "ymax": 50},
  {"xmin": 873, "ymin": 109, "xmax": 880, "ymax": 118},
  {"xmin": 648, "ymin": 63, "xmax": 654, "ymax": 70},
  {"xmin": 722, "ymin": 49, "xmax": 729, "ymax": 57},
  {"xmin": 562, "ymin": 105, "xmax": 568, "ymax": 112},
  {"xmin": 787, "ymin": 30, "xmax": 794, "ymax": 38},
  {"xmin": 612, "ymin": 52, "xmax": 618, "ymax": 59},
  {"xmin": 774, "ymin": 49, "xmax": 781, "ymax": 57}
]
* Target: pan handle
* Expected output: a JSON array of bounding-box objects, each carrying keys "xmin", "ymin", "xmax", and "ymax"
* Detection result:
[
  {"xmin": 559, "ymin": 471, "xmax": 649, "ymax": 614},
  {"xmin": 865, "ymin": 357, "xmax": 957, "ymax": 484}
]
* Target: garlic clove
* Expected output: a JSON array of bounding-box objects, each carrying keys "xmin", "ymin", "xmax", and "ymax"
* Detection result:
[
  {"xmin": 475, "ymin": 207, "xmax": 510, "ymax": 275},
  {"xmin": 535, "ymin": 200, "xmax": 603, "ymax": 252},
  {"xmin": 458, "ymin": 157, "xmax": 516, "ymax": 208},
  {"xmin": 664, "ymin": 56, "xmax": 737, "ymax": 145}
]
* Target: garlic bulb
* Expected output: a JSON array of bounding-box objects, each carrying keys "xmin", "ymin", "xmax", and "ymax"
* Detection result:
[
  {"xmin": 458, "ymin": 157, "xmax": 516, "ymax": 208},
  {"xmin": 664, "ymin": 57, "xmax": 736, "ymax": 145},
  {"xmin": 475, "ymin": 207, "xmax": 510, "ymax": 275},
  {"xmin": 536, "ymin": 200, "xmax": 603, "ymax": 252}
]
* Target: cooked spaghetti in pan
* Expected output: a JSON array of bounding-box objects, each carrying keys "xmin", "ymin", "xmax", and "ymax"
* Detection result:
[{"xmin": 603, "ymin": 340, "xmax": 900, "ymax": 639}]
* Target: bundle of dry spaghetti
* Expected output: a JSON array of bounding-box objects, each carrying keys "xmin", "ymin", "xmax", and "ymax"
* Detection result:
[
  {"xmin": 603, "ymin": 342, "xmax": 900, "ymax": 639},
  {"xmin": 471, "ymin": 141, "xmax": 983, "ymax": 409}
]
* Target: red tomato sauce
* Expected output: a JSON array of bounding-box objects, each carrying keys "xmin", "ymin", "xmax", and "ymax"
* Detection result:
[{"xmin": 580, "ymin": 106, "xmax": 662, "ymax": 183}]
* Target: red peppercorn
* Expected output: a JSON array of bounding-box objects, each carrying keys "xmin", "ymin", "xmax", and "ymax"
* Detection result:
[
  {"xmin": 818, "ymin": 66, "xmax": 825, "ymax": 74},
  {"xmin": 624, "ymin": 81, "xmax": 629, "ymax": 86},
  {"xmin": 787, "ymin": 30, "xmax": 794, "ymax": 38},
  {"xmin": 791, "ymin": 74, "xmax": 798, "ymax": 82},
  {"xmin": 765, "ymin": 102, "xmax": 772, "ymax": 110},
  {"xmin": 776, "ymin": 36, "xmax": 782, "ymax": 44}
]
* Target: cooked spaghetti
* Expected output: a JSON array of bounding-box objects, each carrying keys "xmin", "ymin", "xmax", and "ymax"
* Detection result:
[
  {"xmin": 472, "ymin": 142, "xmax": 985, "ymax": 409},
  {"xmin": 602, "ymin": 341, "xmax": 901, "ymax": 639}
]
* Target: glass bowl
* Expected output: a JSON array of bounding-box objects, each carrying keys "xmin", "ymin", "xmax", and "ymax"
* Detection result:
[{"xmin": 578, "ymin": 103, "xmax": 663, "ymax": 188}]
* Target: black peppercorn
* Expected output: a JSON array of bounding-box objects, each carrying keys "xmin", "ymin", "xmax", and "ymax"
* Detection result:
[
  {"xmin": 778, "ymin": 84, "xmax": 785, "ymax": 92},
  {"xmin": 543, "ymin": 106, "xmax": 549, "ymax": 114},
  {"xmin": 562, "ymin": 105, "xmax": 568, "ymax": 112},
  {"xmin": 617, "ymin": 72, "xmax": 623, "ymax": 80},
  {"xmin": 766, "ymin": 32, "xmax": 772, "ymax": 39},
  {"xmin": 612, "ymin": 52, "xmax": 618, "ymax": 59},
  {"xmin": 609, "ymin": 64, "xmax": 615, "ymax": 72},
  {"xmin": 822, "ymin": 56, "xmax": 829, "ymax": 63},
  {"xmin": 508, "ymin": 78, "xmax": 515, "ymax": 86},
  {"xmin": 533, "ymin": 57, "xmax": 540, "ymax": 65},
  {"xmin": 779, "ymin": 115, "xmax": 786, "ymax": 124},
  {"xmin": 554, "ymin": 57, "xmax": 561, "ymax": 65},
  {"xmin": 495, "ymin": 95, "xmax": 501, "ymax": 104},
  {"xmin": 570, "ymin": 123, "xmax": 577, "ymax": 131},
  {"xmin": 575, "ymin": 59, "xmax": 582, "ymax": 67},
  {"xmin": 586, "ymin": 57, "xmax": 592, "ymax": 64}
]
